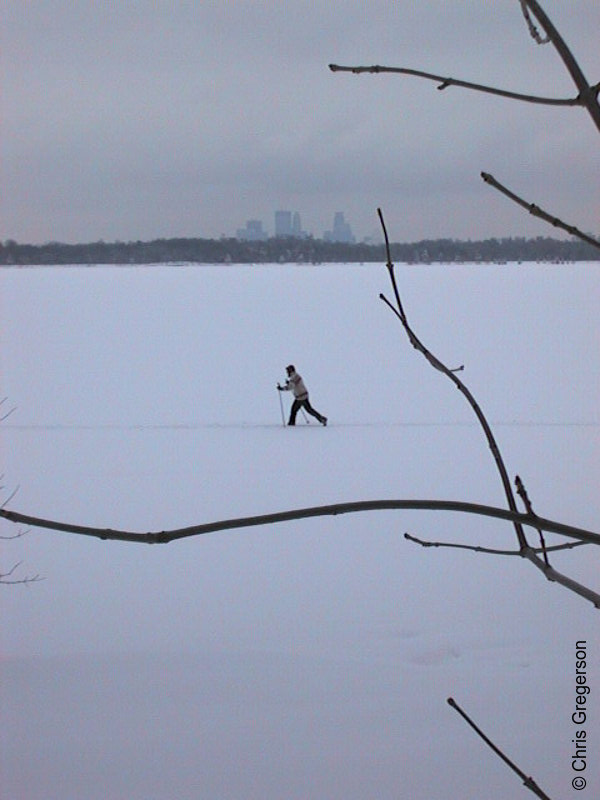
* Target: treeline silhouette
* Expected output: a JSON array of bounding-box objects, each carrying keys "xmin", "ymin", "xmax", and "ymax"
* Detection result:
[{"xmin": 1, "ymin": 235, "xmax": 597, "ymax": 266}]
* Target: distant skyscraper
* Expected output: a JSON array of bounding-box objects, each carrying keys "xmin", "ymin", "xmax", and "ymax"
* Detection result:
[
  {"xmin": 275, "ymin": 210, "xmax": 293, "ymax": 237},
  {"xmin": 236, "ymin": 219, "xmax": 267, "ymax": 241},
  {"xmin": 275, "ymin": 210, "xmax": 309, "ymax": 238},
  {"xmin": 324, "ymin": 212, "xmax": 355, "ymax": 243},
  {"xmin": 292, "ymin": 212, "xmax": 302, "ymax": 237}
]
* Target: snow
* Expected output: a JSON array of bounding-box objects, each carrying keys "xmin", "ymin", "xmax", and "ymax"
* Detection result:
[{"xmin": 1, "ymin": 261, "xmax": 599, "ymax": 799}]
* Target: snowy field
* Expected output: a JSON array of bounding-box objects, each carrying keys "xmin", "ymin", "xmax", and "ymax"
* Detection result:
[{"xmin": 1, "ymin": 261, "xmax": 599, "ymax": 799}]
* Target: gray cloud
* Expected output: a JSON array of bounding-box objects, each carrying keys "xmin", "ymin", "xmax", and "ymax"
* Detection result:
[{"xmin": 2, "ymin": 0, "xmax": 599, "ymax": 243}]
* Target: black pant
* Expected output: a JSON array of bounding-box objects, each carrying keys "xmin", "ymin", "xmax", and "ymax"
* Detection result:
[{"xmin": 289, "ymin": 397, "xmax": 325, "ymax": 425}]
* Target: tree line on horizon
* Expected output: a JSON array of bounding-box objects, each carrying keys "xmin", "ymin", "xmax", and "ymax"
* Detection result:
[{"xmin": 0, "ymin": 234, "xmax": 597, "ymax": 266}]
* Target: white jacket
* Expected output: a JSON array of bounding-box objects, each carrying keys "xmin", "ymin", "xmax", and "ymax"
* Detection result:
[{"xmin": 284, "ymin": 370, "xmax": 308, "ymax": 400}]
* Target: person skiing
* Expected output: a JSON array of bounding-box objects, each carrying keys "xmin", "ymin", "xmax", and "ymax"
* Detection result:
[{"xmin": 277, "ymin": 364, "xmax": 327, "ymax": 426}]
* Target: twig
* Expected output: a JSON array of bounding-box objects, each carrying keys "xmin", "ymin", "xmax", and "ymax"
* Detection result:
[
  {"xmin": 447, "ymin": 697, "xmax": 553, "ymax": 799},
  {"xmin": 328, "ymin": 64, "xmax": 578, "ymax": 107},
  {"xmin": 404, "ymin": 531, "xmax": 587, "ymax": 556},
  {"xmin": 481, "ymin": 173, "xmax": 600, "ymax": 251},
  {"xmin": 0, "ymin": 528, "xmax": 30, "ymax": 541},
  {"xmin": 519, "ymin": 0, "xmax": 550, "ymax": 45},
  {"xmin": 515, "ymin": 475, "xmax": 549, "ymax": 566},
  {"xmin": 405, "ymin": 528, "xmax": 600, "ymax": 606},
  {"xmin": 1, "ymin": 485, "xmax": 20, "ymax": 510},
  {"xmin": 0, "ymin": 562, "xmax": 43, "ymax": 586},
  {"xmin": 0, "ymin": 397, "xmax": 17, "ymax": 422}
]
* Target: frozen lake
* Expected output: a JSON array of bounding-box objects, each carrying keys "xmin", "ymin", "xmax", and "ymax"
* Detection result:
[{"xmin": 1, "ymin": 261, "xmax": 599, "ymax": 799}]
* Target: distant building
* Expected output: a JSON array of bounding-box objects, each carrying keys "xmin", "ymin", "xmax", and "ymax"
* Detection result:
[
  {"xmin": 324, "ymin": 212, "xmax": 355, "ymax": 244},
  {"xmin": 292, "ymin": 212, "xmax": 302, "ymax": 237},
  {"xmin": 236, "ymin": 219, "xmax": 268, "ymax": 241},
  {"xmin": 275, "ymin": 210, "xmax": 309, "ymax": 238},
  {"xmin": 275, "ymin": 210, "xmax": 293, "ymax": 237}
]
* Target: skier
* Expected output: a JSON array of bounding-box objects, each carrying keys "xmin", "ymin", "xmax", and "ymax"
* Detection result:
[{"xmin": 277, "ymin": 364, "xmax": 327, "ymax": 426}]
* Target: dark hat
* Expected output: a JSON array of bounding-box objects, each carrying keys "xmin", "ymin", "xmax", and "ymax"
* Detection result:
[{"xmin": 286, "ymin": 364, "xmax": 295, "ymax": 373}]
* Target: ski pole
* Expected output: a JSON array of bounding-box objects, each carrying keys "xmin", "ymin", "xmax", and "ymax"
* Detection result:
[
  {"xmin": 300, "ymin": 408, "xmax": 310, "ymax": 424},
  {"xmin": 277, "ymin": 387, "xmax": 286, "ymax": 426}
]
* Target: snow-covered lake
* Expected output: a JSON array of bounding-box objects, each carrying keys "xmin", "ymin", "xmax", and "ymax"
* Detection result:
[{"xmin": 1, "ymin": 261, "xmax": 599, "ymax": 799}]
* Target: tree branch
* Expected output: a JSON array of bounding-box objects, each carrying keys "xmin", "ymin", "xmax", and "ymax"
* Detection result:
[
  {"xmin": 405, "ymin": 533, "xmax": 600, "ymax": 608},
  {"xmin": 404, "ymin": 532, "xmax": 587, "ymax": 556},
  {"xmin": 522, "ymin": 0, "xmax": 600, "ymax": 133},
  {"xmin": 520, "ymin": 546, "xmax": 600, "ymax": 608},
  {"xmin": 447, "ymin": 697, "xmax": 553, "ymax": 799},
  {"xmin": 377, "ymin": 208, "xmax": 600, "ymax": 608},
  {"xmin": 377, "ymin": 208, "xmax": 529, "ymax": 551},
  {"xmin": 330, "ymin": 2, "xmax": 600, "ymax": 134},
  {"xmin": 328, "ymin": 63, "xmax": 580, "ymax": 107},
  {"xmin": 480, "ymin": 172, "xmax": 600, "ymax": 250},
  {"xmin": 1, "ymin": 500, "xmax": 599, "ymax": 545},
  {"xmin": 3, "ymin": 500, "xmax": 600, "ymax": 609}
]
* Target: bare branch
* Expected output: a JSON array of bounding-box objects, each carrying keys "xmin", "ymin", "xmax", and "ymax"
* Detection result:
[
  {"xmin": 405, "ymin": 531, "xmax": 600, "ymax": 607},
  {"xmin": 377, "ymin": 208, "xmax": 600, "ymax": 608},
  {"xmin": 331, "ymin": 2, "xmax": 600, "ymax": 134},
  {"xmin": 519, "ymin": 0, "xmax": 550, "ymax": 45},
  {"xmin": 1, "ymin": 397, "xmax": 39, "ymax": 578},
  {"xmin": 0, "ymin": 561, "xmax": 43, "ymax": 586},
  {"xmin": 521, "ymin": 547, "xmax": 600, "ymax": 608},
  {"xmin": 1, "ymin": 500, "xmax": 598, "ymax": 546},
  {"xmin": 378, "ymin": 207, "xmax": 407, "ymax": 321},
  {"xmin": 515, "ymin": 475, "xmax": 549, "ymax": 566},
  {"xmin": 481, "ymin": 172, "xmax": 600, "ymax": 251},
  {"xmin": 377, "ymin": 208, "xmax": 528, "ymax": 551},
  {"xmin": 405, "ymin": 532, "xmax": 522, "ymax": 556},
  {"xmin": 521, "ymin": 0, "xmax": 600, "ymax": 133},
  {"xmin": 0, "ymin": 527, "xmax": 30, "ymax": 541},
  {"xmin": 331, "ymin": 4, "xmax": 600, "ymax": 250},
  {"xmin": 1, "ymin": 562, "xmax": 21, "ymax": 579},
  {"xmin": 328, "ymin": 63, "xmax": 579, "ymax": 107},
  {"xmin": 404, "ymin": 532, "xmax": 587, "ymax": 557},
  {"xmin": 447, "ymin": 697, "xmax": 553, "ymax": 799},
  {"xmin": 405, "ymin": 532, "xmax": 600, "ymax": 608},
  {"xmin": 1, "ymin": 484, "xmax": 20, "ymax": 510},
  {"xmin": 1, "ymin": 576, "xmax": 43, "ymax": 586},
  {"xmin": 0, "ymin": 397, "xmax": 17, "ymax": 422}
]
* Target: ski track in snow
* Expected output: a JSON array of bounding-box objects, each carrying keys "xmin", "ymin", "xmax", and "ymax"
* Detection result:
[{"xmin": 3, "ymin": 420, "xmax": 599, "ymax": 431}]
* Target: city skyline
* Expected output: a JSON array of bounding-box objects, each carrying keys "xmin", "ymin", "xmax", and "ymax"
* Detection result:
[{"xmin": 236, "ymin": 210, "xmax": 357, "ymax": 243}]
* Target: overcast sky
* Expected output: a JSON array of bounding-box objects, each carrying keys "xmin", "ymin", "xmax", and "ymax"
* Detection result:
[{"xmin": 2, "ymin": 0, "xmax": 599, "ymax": 244}]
